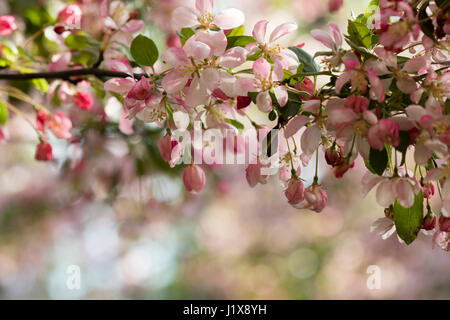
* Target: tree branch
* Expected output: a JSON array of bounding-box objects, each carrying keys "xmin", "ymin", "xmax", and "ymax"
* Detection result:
[{"xmin": 0, "ymin": 68, "xmax": 143, "ymax": 81}]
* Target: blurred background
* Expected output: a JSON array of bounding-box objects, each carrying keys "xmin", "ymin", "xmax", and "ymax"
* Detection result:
[{"xmin": 0, "ymin": 0, "xmax": 449, "ymax": 299}]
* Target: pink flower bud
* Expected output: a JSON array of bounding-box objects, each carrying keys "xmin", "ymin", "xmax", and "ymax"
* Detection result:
[
  {"xmin": 48, "ymin": 112, "xmax": 72, "ymax": 140},
  {"xmin": 285, "ymin": 178, "xmax": 305, "ymax": 205},
  {"xmin": 158, "ymin": 133, "xmax": 183, "ymax": 168},
  {"xmin": 58, "ymin": 4, "xmax": 82, "ymax": 26},
  {"xmin": 35, "ymin": 142, "xmax": 53, "ymax": 161},
  {"xmin": 325, "ymin": 147, "xmax": 343, "ymax": 167},
  {"xmin": 304, "ymin": 184, "xmax": 328, "ymax": 212},
  {"xmin": 36, "ymin": 110, "xmax": 49, "ymax": 131},
  {"xmin": 0, "ymin": 16, "xmax": 17, "ymax": 36},
  {"xmin": 245, "ymin": 162, "xmax": 269, "ymax": 187},
  {"xmin": 73, "ymin": 91, "xmax": 93, "ymax": 110},
  {"xmin": 54, "ymin": 25, "xmax": 66, "ymax": 34},
  {"xmin": 182, "ymin": 165, "xmax": 206, "ymax": 193},
  {"xmin": 328, "ymin": 0, "xmax": 344, "ymax": 13},
  {"xmin": 421, "ymin": 214, "xmax": 436, "ymax": 231}
]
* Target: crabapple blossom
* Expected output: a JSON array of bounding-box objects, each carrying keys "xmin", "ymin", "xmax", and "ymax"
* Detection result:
[
  {"xmin": 0, "ymin": 16, "xmax": 17, "ymax": 36},
  {"xmin": 0, "ymin": 0, "xmax": 449, "ymax": 252},
  {"xmin": 57, "ymin": 4, "xmax": 82, "ymax": 26},
  {"xmin": 35, "ymin": 141, "xmax": 53, "ymax": 161},
  {"xmin": 172, "ymin": 0, "xmax": 245, "ymax": 31},
  {"xmin": 182, "ymin": 164, "xmax": 206, "ymax": 193}
]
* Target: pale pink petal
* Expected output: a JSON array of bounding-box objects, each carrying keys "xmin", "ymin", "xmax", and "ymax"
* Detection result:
[
  {"xmin": 376, "ymin": 179, "xmax": 396, "ymax": 207},
  {"xmin": 196, "ymin": 0, "xmax": 213, "ymax": 13},
  {"xmin": 284, "ymin": 115, "xmax": 310, "ymax": 138},
  {"xmin": 402, "ymin": 56, "xmax": 427, "ymax": 73},
  {"xmin": 272, "ymin": 59, "xmax": 284, "ymax": 82},
  {"xmin": 396, "ymin": 179, "xmax": 415, "ymax": 208},
  {"xmin": 396, "ymin": 77, "xmax": 417, "ymax": 94},
  {"xmin": 414, "ymin": 143, "xmax": 433, "ymax": 165},
  {"xmin": 253, "ymin": 57, "xmax": 271, "ymax": 80},
  {"xmin": 122, "ymin": 19, "xmax": 144, "ymax": 33},
  {"xmin": 161, "ymin": 47, "xmax": 189, "ymax": 67},
  {"xmin": 119, "ymin": 112, "xmax": 134, "ymax": 135},
  {"xmin": 362, "ymin": 172, "xmax": 384, "ymax": 196},
  {"xmin": 274, "ymin": 85, "xmax": 288, "ymax": 107},
  {"xmin": 303, "ymin": 100, "xmax": 321, "ymax": 114},
  {"xmin": 161, "ymin": 70, "xmax": 189, "ymax": 93},
  {"xmin": 252, "ymin": 20, "xmax": 268, "ymax": 44},
  {"xmin": 328, "ymin": 22, "xmax": 342, "ymax": 47},
  {"xmin": 218, "ymin": 47, "xmax": 248, "ymax": 68},
  {"xmin": 256, "ymin": 91, "xmax": 272, "ymax": 113},
  {"xmin": 405, "ymin": 105, "xmax": 426, "ymax": 122},
  {"xmin": 310, "ymin": 29, "xmax": 334, "ymax": 49},
  {"xmin": 269, "ymin": 22, "xmax": 297, "ymax": 43},
  {"xmin": 185, "ymin": 76, "xmax": 209, "ymax": 108},
  {"xmin": 183, "ymin": 39, "xmax": 211, "ymax": 60},
  {"xmin": 172, "ymin": 7, "xmax": 198, "ymax": 30},
  {"xmin": 213, "ymin": 8, "xmax": 245, "ymax": 30},
  {"xmin": 193, "ymin": 30, "xmax": 227, "ymax": 57},
  {"xmin": 335, "ymin": 71, "xmax": 352, "ymax": 94},
  {"xmin": 301, "ymin": 125, "xmax": 321, "ymax": 155},
  {"xmin": 368, "ymin": 69, "xmax": 385, "ymax": 102},
  {"xmin": 104, "ymin": 78, "xmax": 135, "ymax": 95}
]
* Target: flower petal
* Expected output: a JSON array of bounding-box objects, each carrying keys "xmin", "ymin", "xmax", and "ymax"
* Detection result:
[
  {"xmin": 213, "ymin": 8, "xmax": 245, "ymax": 30},
  {"xmin": 252, "ymin": 20, "xmax": 268, "ymax": 44},
  {"xmin": 269, "ymin": 22, "xmax": 297, "ymax": 43}
]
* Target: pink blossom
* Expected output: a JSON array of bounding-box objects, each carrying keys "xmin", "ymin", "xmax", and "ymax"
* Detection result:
[
  {"xmin": 284, "ymin": 178, "xmax": 305, "ymax": 205},
  {"xmin": 432, "ymin": 231, "xmax": 450, "ymax": 251},
  {"xmin": 367, "ymin": 119, "xmax": 400, "ymax": 151},
  {"xmin": 58, "ymin": 4, "xmax": 82, "ymax": 26},
  {"xmin": 245, "ymin": 162, "xmax": 270, "ymax": 187},
  {"xmin": 158, "ymin": 132, "xmax": 183, "ymax": 168},
  {"xmin": 182, "ymin": 164, "xmax": 206, "ymax": 193},
  {"xmin": 73, "ymin": 91, "xmax": 93, "ymax": 110},
  {"xmin": 48, "ymin": 112, "xmax": 72, "ymax": 140},
  {"xmin": 253, "ymin": 58, "xmax": 287, "ymax": 113},
  {"xmin": 295, "ymin": 184, "xmax": 328, "ymax": 213},
  {"xmin": 0, "ymin": 16, "xmax": 17, "ymax": 36},
  {"xmin": 172, "ymin": 0, "xmax": 245, "ymax": 31},
  {"xmin": 35, "ymin": 142, "xmax": 53, "ymax": 161},
  {"xmin": 248, "ymin": 20, "xmax": 299, "ymax": 72},
  {"xmin": 328, "ymin": 0, "xmax": 344, "ymax": 12}
]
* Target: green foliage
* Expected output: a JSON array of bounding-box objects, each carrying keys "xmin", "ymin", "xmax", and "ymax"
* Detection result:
[
  {"xmin": 393, "ymin": 190, "xmax": 424, "ymax": 245},
  {"xmin": 130, "ymin": 35, "xmax": 159, "ymax": 67},
  {"xmin": 226, "ymin": 26, "xmax": 245, "ymax": 37},
  {"xmin": 0, "ymin": 101, "xmax": 9, "ymax": 125},
  {"xmin": 31, "ymin": 78, "xmax": 49, "ymax": 93},
  {"xmin": 178, "ymin": 28, "xmax": 195, "ymax": 45},
  {"xmin": 224, "ymin": 118, "xmax": 244, "ymax": 130},
  {"xmin": 369, "ymin": 147, "xmax": 388, "ymax": 176},
  {"xmin": 65, "ymin": 34, "xmax": 91, "ymax": 50},
  {"xmin": 288, "ymin": 47, "xmax": 320, "ymax": 74},
  {"xmin": 347, "ymin": 19, "xmax": 373, "ymax": 49},
  {"xmin": 226, "ymin": 36, "xmax": 255, "ymax": 50}
]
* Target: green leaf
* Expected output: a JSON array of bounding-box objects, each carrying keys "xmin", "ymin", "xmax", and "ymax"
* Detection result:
[
  {"xmin": 227, "ymin": 25, "xmax": 245, "ymax": 37},
  {"xmin": 65, "ymin": 34, "xmax": 91, "ymax": 50},
  {"xmin": 0, "ymin": 101, "xmax": 8, "ymax": 125},
  {"xmin": 288, "ymin": 47, "xmax": 320, "ymax": 74},
  {"xmin": 31, "ymin": 78, "xmax": 49, "ymax": 93},
  {"xmin": 369, "ymin": 147, "xmax": 388, "ymax": 176},
  {"xmin": 226, "ymin": 36, "xmax": 255, "ymax": 50},
  {"xmin": 393, "ymin": 190, "xmax": 424, "ymax": 245},
  {"xmin": 130, "ymin": 35, "xmax": 159, "ymax": 67},
  {"xmin": 178, "ymin": 28, "xmax": 195, "ymax": 45},
  {"xmin": 225, "ymin": 118, "xmax": 244, "ymax": 130},
  {"xmin": 347, "ymin": 20, "xmax": 373, "ymax": 49}
]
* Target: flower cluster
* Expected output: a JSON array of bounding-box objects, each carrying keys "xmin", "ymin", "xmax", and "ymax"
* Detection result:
[{"xmin": 0, "ymin": 0, "xmax": 448, "ymax": 251}]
